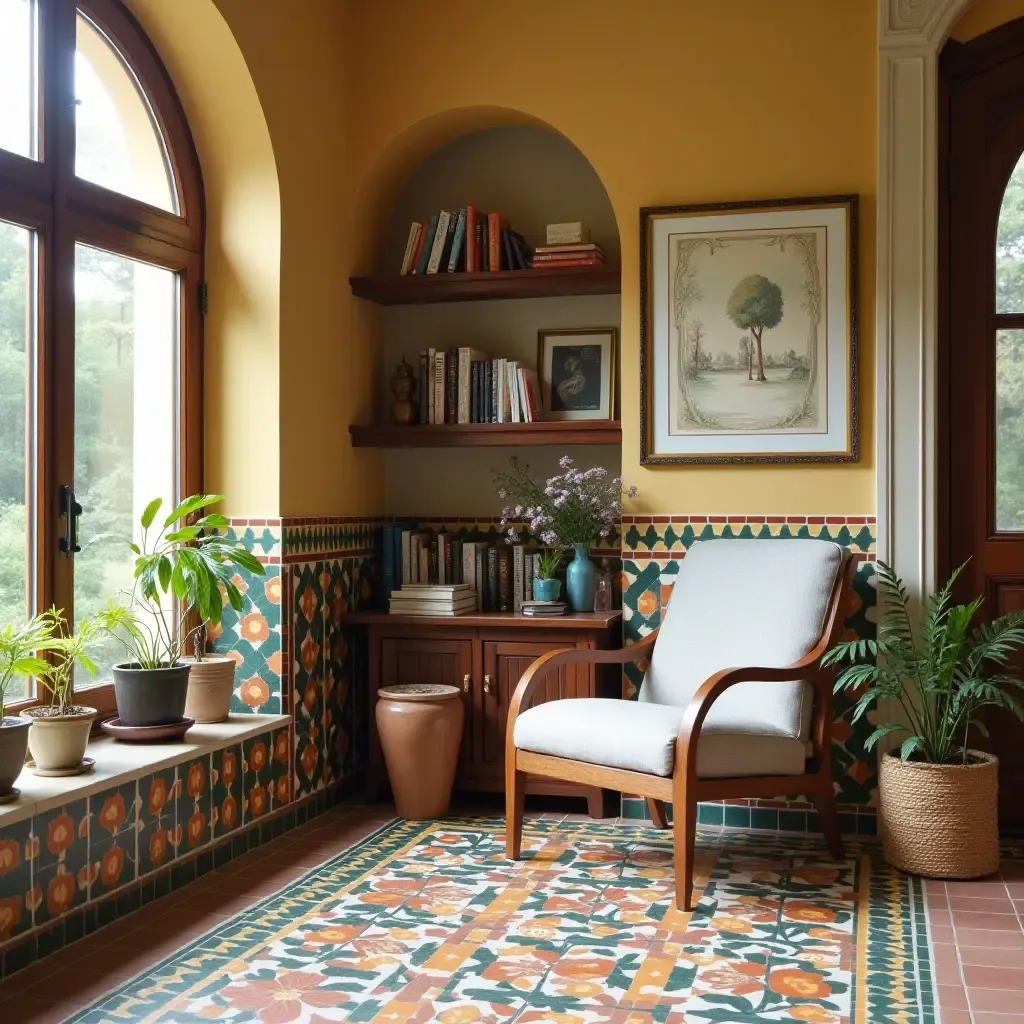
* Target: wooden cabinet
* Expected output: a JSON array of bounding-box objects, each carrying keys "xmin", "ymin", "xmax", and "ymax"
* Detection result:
[{"xmin": 345, "ymin": 611, "xmax": 622, "ymax": 817}]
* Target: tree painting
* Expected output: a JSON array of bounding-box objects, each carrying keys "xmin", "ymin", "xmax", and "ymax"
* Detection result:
[{"xmin": 726, "ymin": 274, "xmax": 783, "ymax": 383}]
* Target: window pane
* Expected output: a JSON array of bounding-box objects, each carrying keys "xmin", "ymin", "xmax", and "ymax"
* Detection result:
[
  {"xmin": 0, "ymin": 0, "xmax": 38, "ymax": 159},
  {"xmin": 0, "ymin": 221, "xmax": 36, "ymax": 701},
  {"xmin": 74, "ymin": 244, "xmax": 177, "ymax": 683},
  {"xmin": 997, "ymin": 152, "xmax": 1024, "ymax": 313},
  {"xmin": 75, "ymin": 13, "xmax": 176, "ymax": 212},
  {"xmin": 995, "ymin": 328, "xmax": 1024, "ymax": 530}
]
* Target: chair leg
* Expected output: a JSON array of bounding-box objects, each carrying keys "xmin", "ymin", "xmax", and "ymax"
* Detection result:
[
  {"xmin": 646, "ymin": 798, "xmax": 669, "ymax": 830},
  {"xmin": 505, "ymin": 766, "xmax": 526, "ymax": 859},
  {"xmin": 673, "ymin": 793, "xmax": 698, "ymax": 911},
  {"xmin": 815, "ymin": 788, "xmax": 845, "ymax": 861}
]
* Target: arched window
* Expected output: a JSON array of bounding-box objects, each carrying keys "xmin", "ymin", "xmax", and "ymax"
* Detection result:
[{"xmin": 0, "ymin": 0, "xmax": 203, "ymax": 710}]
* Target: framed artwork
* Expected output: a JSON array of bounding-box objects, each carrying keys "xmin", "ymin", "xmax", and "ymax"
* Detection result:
[
  {"xmin": 639, "ymin": 195, "xmax": 858, "ymax": 464},
  {"xmin": 538, "ymin": 327, "xmax": 617, "ymax": 421}
]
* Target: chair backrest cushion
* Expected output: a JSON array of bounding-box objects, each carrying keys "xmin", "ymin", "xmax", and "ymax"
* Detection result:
[{"xmin": 638, "ymin": 538, "xmax": 843, "ymax": 740}]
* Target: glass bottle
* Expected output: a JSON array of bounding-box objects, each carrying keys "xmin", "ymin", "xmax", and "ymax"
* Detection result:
[{"xmin": 594, "ymin": 558, "xmax": 613, "ymax": 612}]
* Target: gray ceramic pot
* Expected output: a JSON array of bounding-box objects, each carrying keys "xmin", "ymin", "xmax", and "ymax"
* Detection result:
[
  {"xmin": 112, "ymin": 662, "xmax": 191, "ymax": 727},
  {"xmin": 0, "ymin": 717, "xmax": 30, "ymax": 794}
]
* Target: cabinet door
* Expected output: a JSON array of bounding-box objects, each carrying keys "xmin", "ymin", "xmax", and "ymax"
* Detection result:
[
  {"xmin": 380, "ymin": 637, "xmax": 475, "ymax": 767},
  {"xmin": 479, "ymin": 639, "xmax": 593, "ymax": 778}
]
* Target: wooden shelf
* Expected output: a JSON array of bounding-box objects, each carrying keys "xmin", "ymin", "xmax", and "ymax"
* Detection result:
[
  {"xmin": 342, "ymin": 610, "xmax": 621, "ymax": 629},
  {"xmin": 349, "ymin": 265, "xmax": 621, "ymax": 305},
  {"xmin": 349, "ymin": 420, "xmax": 621, "ymax": 448}
]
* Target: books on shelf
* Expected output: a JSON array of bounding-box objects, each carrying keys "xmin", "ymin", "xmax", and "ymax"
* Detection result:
[
  {"xmin": 546, "ymin": 222, "xmax": 590, "ymax": 246},
  {"xmin": 390, "ymin": 583, "xmax": 476, "ymax": 617},
  {"xmin": 398, "ymin": 208, "xmax": 535, "ymax": 274},
  {"xmin": 416, "ymin": 350, "xmax": 542, "ymax": 425},
  {"xmin": 521, "ymin": 600, "xmax": 567, "ymax": 617},
  {"xmin": 531, "ymin": 241, "xmax": 605, "ymax": 270}
]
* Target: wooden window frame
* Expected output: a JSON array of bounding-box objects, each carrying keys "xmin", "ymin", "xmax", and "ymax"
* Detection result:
[{"xmin": 0, "ymin": 0, "xmax": 204, "ymax": 720}]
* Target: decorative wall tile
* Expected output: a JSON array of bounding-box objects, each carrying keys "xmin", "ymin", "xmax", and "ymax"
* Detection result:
[
  {"xmin": 211, "ymin": 744, "xmax": 243, "ymax": 839},
  {"xmin": 269, "ymin": 727, "xmax": 291, "ymax": 811},
  {"xmin": 173, "ymin": 756, "xmax": 212, "ymax": 858},
  {"xmin": 292, "ymin": 560, "xmax": 325, "ymax": 797},
  {"xmin": 88, "ymin": 781, "xmax": 139, "ymax": 898},
  {"xmin": 242, "ymin": 733, "xmax": 274, "ymax": 822},
  {"xmin": 621, "ymin": 515, "xmax": 877, "ymax": 811},
  {"xmin": 137, "ymin": 769, "xmax": 177, "ymax": 877},
  {"xmin": 0, "ymin": 817, "xmax": 33, "ymax": 944},
  {"xmin": 31, "ymin": 799, "xmax": 89, "ymax": 929},
  {"xmin": 282, "ymin": 518, "xmax": 380, "ymax": 561}
]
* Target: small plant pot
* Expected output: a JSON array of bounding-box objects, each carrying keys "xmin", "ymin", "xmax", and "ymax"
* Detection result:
[
  {"xmin": 112, "ymin": 662, "xmax": 191, "ymax": 727},
  {"xmin": 20, "ymin": 706, "xmax": 97, "ymax": 772},
  {"xmin": 182, "ymin": 655, "xmax": 236, "ymax": 723},
  {"xmin": 880, "ymin": 749, "xmax": 999, "ymax": 878},
  {"xmin": 0, "ymin": 717, "xmax": 30, "ymax": 795},
  {"xmin": 533, "ymin": 577, "xmax": 561, "ymax": 602}
]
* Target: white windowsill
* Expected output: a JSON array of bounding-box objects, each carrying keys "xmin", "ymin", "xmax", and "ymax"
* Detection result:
[{"xmin": 0, "ymin": 714, "xmax": 290, "ymax": 829}]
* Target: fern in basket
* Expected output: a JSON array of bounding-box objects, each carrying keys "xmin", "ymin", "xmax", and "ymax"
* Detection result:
[{"xmin": 822, "ymin": 561, "xmax": 1024, "ymax": 765}]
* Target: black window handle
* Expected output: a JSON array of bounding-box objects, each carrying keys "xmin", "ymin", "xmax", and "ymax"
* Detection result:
[{"xmin": 59, "ymin": 484, "xmax": 82, "ymax": 557}]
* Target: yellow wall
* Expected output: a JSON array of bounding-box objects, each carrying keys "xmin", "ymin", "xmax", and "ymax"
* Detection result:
[
  {"xmin": 951, "ymin": 0, "xmax": 1024, "ymax": 39},
  {"xmin": 345, "ymin": 0, "xmax": 877, "ymax": 515}
]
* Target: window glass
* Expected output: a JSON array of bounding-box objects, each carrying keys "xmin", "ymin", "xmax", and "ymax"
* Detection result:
[
  {"xmin": 75, "ymin": 12, "xmax": 176, "ymax": 212},
  {"xmin": 74, "ymin": 243, "xmax": 177, "ymax": 682},
  {"xmin": 0, "ymin": 0, "xmax": 38, "ymax": 159},
  {"xmin": 0, "ymin": 221, "xmax": 36, "ymax": 699},
  {"xmin": 997, "ymin": 153, "xmax": 1024, "ymax": 313},
  {"xmin": 995, "ymin": 328, "xmax": 1024, "ymax": 530}
]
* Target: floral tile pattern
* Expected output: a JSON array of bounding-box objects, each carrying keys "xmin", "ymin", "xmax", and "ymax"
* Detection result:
[
  {"xmin": 173, "ymin": 756, "xmax": 212, "ymax": 857},
  {"xmin": 242, "ymin": 731, "xmax": 287, "ymax": 822},
  {"xmin": 31, "ymin": 799, "xmax": 89, "ymax": 929},
  {"xmin": 211, "ymin": 744, "xmax": 243, "ymax": 839},
  {"xmin": 621, "ymin": 516, "xmax": 878, "ymax": 810},
  {"xmin": 292, "ymin": 559, "xmax": 325, "ymax": 796},
  {"xmin": 282, "ymin": 518, "xmax": 380, "ymax": 561},
  {"xmin": 137, "ymin": 769, "xmax": 177, "ymax": 877},
  {"xmin": 0, "ymin": 817, "xmax": 32, "ymax": 944},
  {"xmin": 88, "ymin": 781, "xmax": 138, "ymax": 899},
  {"xmin": 208, "ymin": 523, "xmax": 284, "ymax": 716},
  {"xmin": 64, "ymin": 818, "xmax": 934, "ymax": 1024}
]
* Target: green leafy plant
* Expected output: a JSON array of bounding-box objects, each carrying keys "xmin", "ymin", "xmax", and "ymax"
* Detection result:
[
  {"xmin": 96, "ymin": 494, "xmax": 265, "ymax": 671},
  {"xmin": 34, "ymin": 610, "xmax": 98, "ymax": 714},
  {"xmin": 823, "ymin": 561, "xmax": 1024, "ymax": 764},
  {"xmin": 536, "ymin": 550, "xmax": 563, "ymax": 581}
]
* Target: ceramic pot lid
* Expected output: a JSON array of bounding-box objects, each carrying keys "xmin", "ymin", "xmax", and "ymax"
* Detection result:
[{"xmin": 377, "ymin": 684, "xmax": 461, "ymax": 702}]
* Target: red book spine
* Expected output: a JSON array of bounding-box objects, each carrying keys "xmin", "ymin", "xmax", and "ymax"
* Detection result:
[
  {"xmin": 408, "ymin": 224, "xmax": 428, "ymax": 275},
  {"xmin": 488, "ymin": 213, "xmax": 503, "ymax": 272},
  {"xmin": 532, "ymin": 257, "xmax": 604, "ymax": 269},
  {"xmin": 465, "ymin": 206, "xmax": 477, "ymax": 273}
]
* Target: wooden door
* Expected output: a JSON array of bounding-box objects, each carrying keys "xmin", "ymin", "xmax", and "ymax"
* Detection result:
[
  {"xmin": 478, "ymin": 639, "xmax": 593, "ymax": 782},
  {"xmin": 942, "ymin": 23, "xmax": 1024, "ymax": 832},
  {"xmin": 379, "ymin": 637, "xmax": 476, "ymax": 769}
]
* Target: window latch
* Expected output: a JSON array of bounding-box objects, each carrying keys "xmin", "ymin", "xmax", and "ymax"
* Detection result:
[{"xmin": 59, "ymin": 484, "xmax": 82, "ymax": 558}]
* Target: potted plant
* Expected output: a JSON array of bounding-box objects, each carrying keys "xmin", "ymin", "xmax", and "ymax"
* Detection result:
[
  {"xmin": 824, "ymin": 561, "xmax": 1024, "ymax": 878},
  {"xmin": 97, "ymin": 494, "xmax": 264, "ymax": 728},
  {"xmin": 0, "ymin": 614, "xmax": 73, "ymax": 795},
  {"xmin": 495, "ymin": 455, "xmax": 636, "ymax": 612},
  {"xmin": 534, "ymin": 550, "xmax": 564, "ymax": 603},
  {"xmin": 20, "ymin": 609, "xmax": 99, "ymax": 773},
  {"xmin": 182, "ymin": 624, "xmax": 240, "ymax": 724}
]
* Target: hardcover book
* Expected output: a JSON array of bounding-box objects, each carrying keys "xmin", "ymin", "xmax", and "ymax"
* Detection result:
[
  {"xmin": 465, "ymin": 205, "xmax": 477, "ymax": 273},
  {"xmin": 446, "ymin": 346, "xmax": 458, "ymax": 423},
  {"xmin": 458, "ymin": 348, "xmax": 488, "ymax": 424},
  {"xmin": 433, "ymin": 350, "xmax": 446, "ymax": 425},
  {"xmin": 399, "ymin": 221, "xmax": 421, "ymax": 275},
  {"xmin": 446, "ymin": 209, "xmax": 467, "ymax": 272},
  {"xmin": 426, "ymin": 210, "xmax": 452, "ymax": 274},
  {"xmin": 415, "ymin": 213, "xmax": 439, "ymax": 274},
  {"xmin": 476, "ymin": 546, "xmax": 489, "ymax": 611},
  {"xmin": 419, "ymin": 350, "xmax": 429, "ymax": 424},
  {"xmin": 488, "ymin": 546, "xmax": 500, "ymax": 611}
]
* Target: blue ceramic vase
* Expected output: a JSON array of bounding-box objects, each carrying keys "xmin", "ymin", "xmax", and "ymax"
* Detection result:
[
  {"xmin": 566, "ymin": 544, "xmax": 596, "ymax": 612},
  {"xmin": 533, "ymin": 577, "xmax": 561, "ymax": 602}
]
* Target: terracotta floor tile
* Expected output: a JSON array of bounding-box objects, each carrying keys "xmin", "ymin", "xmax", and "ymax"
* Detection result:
[
  {"xmin": 952, "ymin": 910, "xmax": 1023, "ymax": 931},
  {"xmin": 925, "ymin": 879, "xmax": 947, "ymax": 895},
  {"xmin": 970, "ymin": 988, "xmax": 1024, "ymax": 1013},
  {"xmin": 1006, "ymin": 882, "xmax": 1024, "ymax": 898},
  {"xmin": 959, "ymin": 946, "xmax": 1024, "ymax": 969},
  {"xmin": 937, "ymin": 1010, "xmax": 972, "ymax": 1024},
  {"xmin": 957, "ymin": 928, "xmax": 1024, "ymax": 948},
  {"xmin": 932, "ymin": 941, "xmax": 959, "ymax": 964},
  {"xmin": 938, "ymin": 983, "xmax": 970, "ymax": 1010},
  {"xmin": 973, "ymin": 1015, "xmax": 1024, "ymax": 1023},
  {"xmin": 931, "ymin": 907, "xmax": 954, "ymax": 928},
  {"xmin": 935, "ymin": 959, "xmax": 964, "ymax": 985},
  {"xmin": 949, "ymin": 895, "xmax": 1015, "ymax": 913},
  {"xmin": 947, "ymin": 881, "xmax": 1008, "ymax": 896},
  {"xmin": 962, "ymin": 964, "xmax": 1024, "ymax": 989},
  {"xmin": 932, "ymin": 923, "xmax": 957, "ymax": 944}
]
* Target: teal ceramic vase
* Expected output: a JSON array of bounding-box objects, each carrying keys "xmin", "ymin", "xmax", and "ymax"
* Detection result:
[
  {"xmin": 566, "ymin": 544, "xmax": 596, "ymax": 612},
  {"xmin": 533, "ymin": 577, "xmax": 561, "ymax": 602}
]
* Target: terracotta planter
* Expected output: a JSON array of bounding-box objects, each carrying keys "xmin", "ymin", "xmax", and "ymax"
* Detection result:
[
  {"xmin": 375, "ymin": 683, "xmax": 464, "ymax": 819},
  {"xmin": 880, "ymin": 749, "xmax": 999, "ymax": 878},
  {"xmin": 20, "ymin": 706, "xmax": 97, "ymax": 771},
  {"xmin": 182, "ymin": 655, "xmax": 236, "ymax": 723},
  {"xmin": 0, "ymin": 718, "xmax": 29, "ymax": 795}
]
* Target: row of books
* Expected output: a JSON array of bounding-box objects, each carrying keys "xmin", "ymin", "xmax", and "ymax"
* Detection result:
[
  {"xmin": 398, "ymin": 208, "xmax": 534, "ymax": 275},
  {"xmin": 419, "ymin": 349, "xmax": 541, "ymax": 425},
  {"xmin": 380, "ymin": 524, "xmax": 552, "ymax": 614},
  {"xmin": 532, "ymin": 241, "xmax": 606, "ymax": 269},
  {"xmin": 389, "ymin": 584, "xmax": 476, "ymax": 617}
]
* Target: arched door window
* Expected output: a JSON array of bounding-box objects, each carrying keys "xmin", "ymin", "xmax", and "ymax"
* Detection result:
[{"xmin": 0, "ymin": 0, "xmax": 203, "ymax": 710}]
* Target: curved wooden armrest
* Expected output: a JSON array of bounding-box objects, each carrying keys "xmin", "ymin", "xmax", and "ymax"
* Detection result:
[{"xmin": 506, "ymin": 628, "xmax": 660, "ymax": 730}]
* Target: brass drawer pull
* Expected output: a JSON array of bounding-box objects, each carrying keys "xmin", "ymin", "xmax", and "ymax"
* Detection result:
[
  {"xmin": 462, "ymin": 673, "xmax": 470, "ymax": 693},
  {"xmin": 483, "ymin": 674, "xmax": 492, "ymax": 695}
]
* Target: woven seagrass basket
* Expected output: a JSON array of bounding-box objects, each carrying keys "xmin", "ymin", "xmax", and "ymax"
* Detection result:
[{"xmin": 879, "ymin": 749, "xmax": 999, "ymax": 878}]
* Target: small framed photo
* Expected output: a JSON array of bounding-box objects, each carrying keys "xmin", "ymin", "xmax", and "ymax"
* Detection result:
[{"xmin": 537, "ymin": 327, "xmax": 617, "ymax": 421}]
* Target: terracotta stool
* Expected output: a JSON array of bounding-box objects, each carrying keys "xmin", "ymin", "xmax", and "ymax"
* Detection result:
[{"xmin": 375, "ymin": 683, "xmax": 464, "ymax": 819}]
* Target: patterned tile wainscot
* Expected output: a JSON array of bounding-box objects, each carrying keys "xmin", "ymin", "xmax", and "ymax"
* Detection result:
[
  {"xmin": 620, "ymin": 514, "xmax": 877, "ymax": 832},
  {"xmin": 0, "ymin": 716, "xmax": 356, "ymax": 981}
]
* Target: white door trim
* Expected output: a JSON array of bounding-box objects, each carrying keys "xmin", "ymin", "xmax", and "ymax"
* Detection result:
[{"xmin": 876, "ymin": 0, "xmax": 974, "ymax": 595}]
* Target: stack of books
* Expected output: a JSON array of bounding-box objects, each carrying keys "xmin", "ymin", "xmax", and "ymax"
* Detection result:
[
  {"xmin": 521, "ymin": 600, "xmax": 567, "ymax": 617},
  {"xmin": 389, "ymin": 584, "xmax": 476, "ymax": 617},
  {"xmin": 418, "ymin": 349, "xmax": 541, "ymax": 425},
  {"xmin": 531, "ymin": 222, "xmax": 605, "ymax": 270},
  {"xmin": 398, "ymin": 207, "xmax": 534, "ymax": 275}
]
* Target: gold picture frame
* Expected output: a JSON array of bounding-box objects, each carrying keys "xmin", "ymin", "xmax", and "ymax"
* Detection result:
[{"xmin": 537, "ymin": 327, "xmax": 617, "ymax": 421}]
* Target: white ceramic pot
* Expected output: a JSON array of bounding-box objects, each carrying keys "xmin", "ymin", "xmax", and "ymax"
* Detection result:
[
  {"xmin": 20, "ymin": 707, "xmax": 97, "ymax": 771},
  {"xmin": 182, "ymin": 655, "xmax": 236, "ymax": 723}
]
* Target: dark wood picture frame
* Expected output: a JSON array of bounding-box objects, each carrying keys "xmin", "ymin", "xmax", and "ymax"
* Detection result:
[
  {"xmin": 638, "ymin": 194, "xmax": 859, "ymax": 465},
  {"xmin": 537, "ymin": 326, "xmax": 617, "ymax": 421}
]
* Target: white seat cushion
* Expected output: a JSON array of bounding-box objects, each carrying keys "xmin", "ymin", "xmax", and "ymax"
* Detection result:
[
  {"xmin": 639, "ymin": 538, "xmax": 843, "ymax": 741},
  {"xmin": 513, "ymin": 698, "xmax": 807, "ymax": 778}
]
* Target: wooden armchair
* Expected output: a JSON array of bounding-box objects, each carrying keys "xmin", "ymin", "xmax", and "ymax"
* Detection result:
[{"xmin": 505, "ymin": 539, "xmax": 853, "ymax": 911}]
